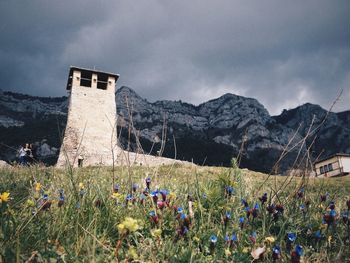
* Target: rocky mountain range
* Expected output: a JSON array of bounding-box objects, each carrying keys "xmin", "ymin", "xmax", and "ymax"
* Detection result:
[{"xmin": 0, "ymin": 87, "xmax": 349, "ymax": 173}]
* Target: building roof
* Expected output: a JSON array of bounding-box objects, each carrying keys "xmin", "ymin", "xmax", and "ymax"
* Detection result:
[
  {"xmin": 314, "ymin": 153, "xmax": 350, "ymax": 165},
  {"xmin": 66, "ymin": 66, "xmax": 120, "ymax": 90}
]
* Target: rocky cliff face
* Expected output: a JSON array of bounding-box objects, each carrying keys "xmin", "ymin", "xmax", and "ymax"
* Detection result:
[{"xmin": 0, "ymin": 87, "xmax": 349, "ymax": 172}]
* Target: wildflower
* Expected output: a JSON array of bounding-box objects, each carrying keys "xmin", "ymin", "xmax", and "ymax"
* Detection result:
[
  {"xmin": 132, "ymin": 183, "xmax": 138, "ymax": 192},
  {"xmin": 117, "ymin": 217, "xmax": 141, "ymax": 234},
  {"xmin": 265, "ymin": 236, "xmax": 275, "ymax": 244},
  {"xmin": 223, "ymin": 211, "xmax": 231, "ymax": 226},
  {"xmin": 239, "ymin": 217, "xmax": 245, "ymax": 229},
  {"xmin": 139, "ymin": 193, "xmax": 146, "ymax": 205},
  {"xmin": 286, "ymin": 232, "xmax": 296, "ymax": 252},
  {"xmin": 35, "ymin": 183, "xmax": 42, "ymax": 192},
  {"xmin": 249, "ymin": 232, "xmax": 257, "ymax": 244},
  {"xmin": 113, "ymin": 184, "xmax": 120, "ymax": 193},
  {"xmin": 209, "ymin": 235, "xmax": 217, "ymax": 252},
  {"xmin": 314, "ymin": 230, "xmax": 322, "ymax": 240},
  {"xmin": 276, "ymin": 204, "xmax": 284, "ymax": 214},
  {"xmin": 272, "ymin": 245, "xmax": 281, "ymax": 261},
  {"xmin": 151, "ymin": 228, "xmax": 162, "ymax": 238},
  {"xmin": 297, "ymin": 188, "xmax": 304, "ymax": 198},
  {"xmin": 128, "ymin": 247, "xmax": 138, "ymax": 260},
  {"xmin": 225, "ymin": 186, "xmax": 234, "ymax": 197},
  {"xmin": 224, "ymin": 248, "xmax": 232, "ymax": 257},
  {"xmin": 346, "ymin": 199, "xmax": 350, "ymax": 210},
  {"xmin": 157, "ymin": 201, "xmax": 166, "ymax": 210},
  {"xmin": 149, "ymin": 210, "xmax": 159, "ymax": 224},
  {"xmin": 328, "ymin": 201, "xmax": 335, "ymax": 210},
  {"xmin": 209, "ymin": 235, "xmax": 218, "ymax": 244},
  {"xmin": 0, "ymin": 192, "xmax": 10, "ymax": 203},
  {"xmin": 125, "ymin": 193, "xmax": 132, "ymax": 202},
  {"xmin": 177, "ymin": 206, "xmax": 184, "ymax": 214},
  {"xmin": 320, "ymin": 192, "xmax": 328, "ymax": 202},
  {"xmin": 26, "ymin": 199, "xmax": 35, "ymax": 207},
  {"xmin": 287, "ymin": 232, "xmax": 297, "ymax": 242},
  {"xmin": 150, "ymin": 190, "xmax": 158, "ymax": 203},
  {"xmin": 323, "ymin": 210, "xmax": 336, "ymax": 226},
  {"xmin": 168, "ymin": 191, "xmax": 176, "ymax": 200},
  {"xmin": 145, "ymin": 177, "xmax": 151, "ymax": 189},
  {"xmin": 58, "ymin": 190, "xmax": 64, "ymax": 207},
  {"xmin": 160, "ymin": 189, "xmax": 168, "ymax": 201},
  {"xmin": 180, "ymin": 213, "xmax": 191, "ymax": 228},
  {"xmin": 187, "ymin": 193, "xmax": 194, "ymax": 202},
  {"xmin": 193, "ymin": 236, "xmax": 200, "ymax": 242},
  {"xmin": 241, "ymin": 198, "xmax": 249, "ymax": 208},
  {"xmin": 291, "ymin": 245, "xmax": 303, "ymax": 263},
  {"xmin": 267, "ymin": 204, "xmax": 276, "ymax": 214},
  {"xmin": 259, "ymin": 192, "xmax": 268, "ymax": 205},
  {"xmin": 112, "ymin": 192, "xmax": 121, "ymax": 199},
  {"xmin": 41, "ymin": 194, "xmax": 51, "ymax": 211}
]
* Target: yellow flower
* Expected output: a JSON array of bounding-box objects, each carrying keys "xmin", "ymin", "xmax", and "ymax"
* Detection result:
[
  {"xmin": 111, "ymin": 192, "xmax": 121, "ymax": 199},
  {"xmin": 265, "ymin": 236, "xmax": 275, "ymax": 244},
  {"xmin": 225, "ymin": 249, "xmax": 232, "ymax": 257},
  {"xmin": 35, "ymin": 183, "xmax": 42, "ymax": 192},
  {"xmin": 328, "ymin": 235, "xmax": 332, "ymax": 246},
  {"xmin": 128, "ymin": 247, "xmax": 138, "ymax": 260},
  {"xmin": 26, "ymin": 199, "xmax": 35, "ymax": 207},
  {"xmin": 78, "ymin": 182, "xmax": 84, "ymax": 189},
  {"xmin": 0, "ymin": 192, "xmax": 10, "ymax": 203},
  {"xmin": 117, "ymin": 217, "xmax": 141, "ymax": 234},
  {"xmin": 242, "ymin": 247, "xmax": 249, "ymax": 253},
  {"xmin": 193, "ymin": 236, "xmax": 200, "ymax": 242},
  {"xmin": 168, "ymin": 192, "xmax": 176, "ymax": 200},
  {"xmin": 151, "ymin": 229, "xmax": 162, "ymax": 238}
]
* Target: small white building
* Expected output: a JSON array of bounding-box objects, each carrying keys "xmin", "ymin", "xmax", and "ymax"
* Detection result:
[{"xmin": 314, "ymin": 153, "xmax": 350, "ymax": 177}]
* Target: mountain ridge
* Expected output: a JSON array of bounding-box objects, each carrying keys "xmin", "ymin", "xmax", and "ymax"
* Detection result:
[{"xmin": 0, "ymin": 86, "xmax": 349, "ymax": 173}]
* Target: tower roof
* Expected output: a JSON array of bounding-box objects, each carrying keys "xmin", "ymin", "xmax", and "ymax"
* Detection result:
[{"xmin": 66, "ymin": 66, "xmax": 120, "ymax": 90}]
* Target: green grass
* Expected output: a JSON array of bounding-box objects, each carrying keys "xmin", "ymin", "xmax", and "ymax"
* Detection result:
[{"xmin": 0, "ymin": 162, "xmax": 350, "ymax": 262}]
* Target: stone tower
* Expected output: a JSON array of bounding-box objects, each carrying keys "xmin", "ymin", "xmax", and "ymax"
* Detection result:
[{"xmin": 56, "ymin": 66, "xmax": 121, "ymax": 167}]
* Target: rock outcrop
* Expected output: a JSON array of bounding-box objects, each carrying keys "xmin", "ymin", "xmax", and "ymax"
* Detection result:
[{"xmin": 0, "ymin": 87, "xmax": 349, "ymax": 172}]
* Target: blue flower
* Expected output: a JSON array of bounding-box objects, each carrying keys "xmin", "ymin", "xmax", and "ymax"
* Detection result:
[
  {"xmin": 150, "ymin": 191, "xmax": 158, "ymax": 197},
  {"xmin": 315, "ymin": 230, "xmax": 321, "ymax": 239},
  {"xmin": 273, "ymin": 245, "xmax": 281, "ymax": 254},
  {"xmin": 210, "ymin": 235, "xmax": 218, "ymax": 243},
  {"xmin": 126, "ymin": 194, "xmax": 133, "ymax": 201},
  {"xmin": 287, "ymin": 232, "xmax": 297, "ymax": 242},
  {"xmin": 295, "ymin": 245, "xmax": 303, "ymax": 256},
  {"xmin": 225, "ymin": 211, "xmax": 231, "ymax": 219},
  {"xmin": 113, "ymin": 184, "xmax": 120, "ymax": 192},
  {"xmin": 225, "ymin": 235, "xmax": 230, "ymax": 242},
  {"xmin": 254, "ymin": 202, "xmax": 260, "ymax": 210},
  {"xmin": 330, "ymin": 209, "xmax": 336, "ymax": 217},
  {"xmin": 231, "ymin": 233, "xmax": 237, "ymax": 242},
  {"xmin": 149, "ymin": 210, "xmax": 156, "ymax": 217},
  {"xmin": 239, "ymin": 217, "xmax": 245, "ymax": 224},
  {"xmin": 177, "ymin": 207, "xmax": 184, "ymax": 214}
]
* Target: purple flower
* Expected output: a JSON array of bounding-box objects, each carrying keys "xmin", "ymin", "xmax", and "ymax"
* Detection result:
[{"xmin": 259, "ymin": 192, "xmax": 268, "ymax": 205}]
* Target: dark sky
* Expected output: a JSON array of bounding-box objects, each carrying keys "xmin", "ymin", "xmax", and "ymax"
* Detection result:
[{"xmin": 0, "ymin": 1, "xmax": 349, "ymax": 115}]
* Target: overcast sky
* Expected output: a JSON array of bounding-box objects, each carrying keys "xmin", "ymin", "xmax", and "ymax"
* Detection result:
[{"xmin": 0, "ymin": 1, "xmax": 349, "ymax": 115}]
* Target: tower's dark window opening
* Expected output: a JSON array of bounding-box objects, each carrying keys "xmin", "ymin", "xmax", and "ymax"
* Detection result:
[
  {"xmin": 80, "ymin": 71, "xmax": 92, "ymax": 87},
  {"xmin": 97, "ymin": 74, "xmax": 108, "ymax": 90}
]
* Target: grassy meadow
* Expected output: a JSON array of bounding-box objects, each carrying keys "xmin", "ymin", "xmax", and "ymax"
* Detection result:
[{"xmin": 0, "ymin": 161, "xmax": 350, "ymax": 262}]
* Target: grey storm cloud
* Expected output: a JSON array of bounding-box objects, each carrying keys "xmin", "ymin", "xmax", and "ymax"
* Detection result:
[{"xmin": 0, "ymin": 0, "xmax": 349, "ymax": 115}]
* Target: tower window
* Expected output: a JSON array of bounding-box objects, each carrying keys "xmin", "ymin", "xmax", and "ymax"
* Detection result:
[
  {"xmin": 80, "ymin": 71, "xmax": 92, "ymax": 87},
  {"xmin": 97, "ymin": 73, "xmax": 108, "ymax": 90}
]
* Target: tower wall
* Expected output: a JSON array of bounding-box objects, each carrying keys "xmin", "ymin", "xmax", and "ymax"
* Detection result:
[{"xmin": 56, "ymin": 69, "xmax": 120, "ymax": 167}]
